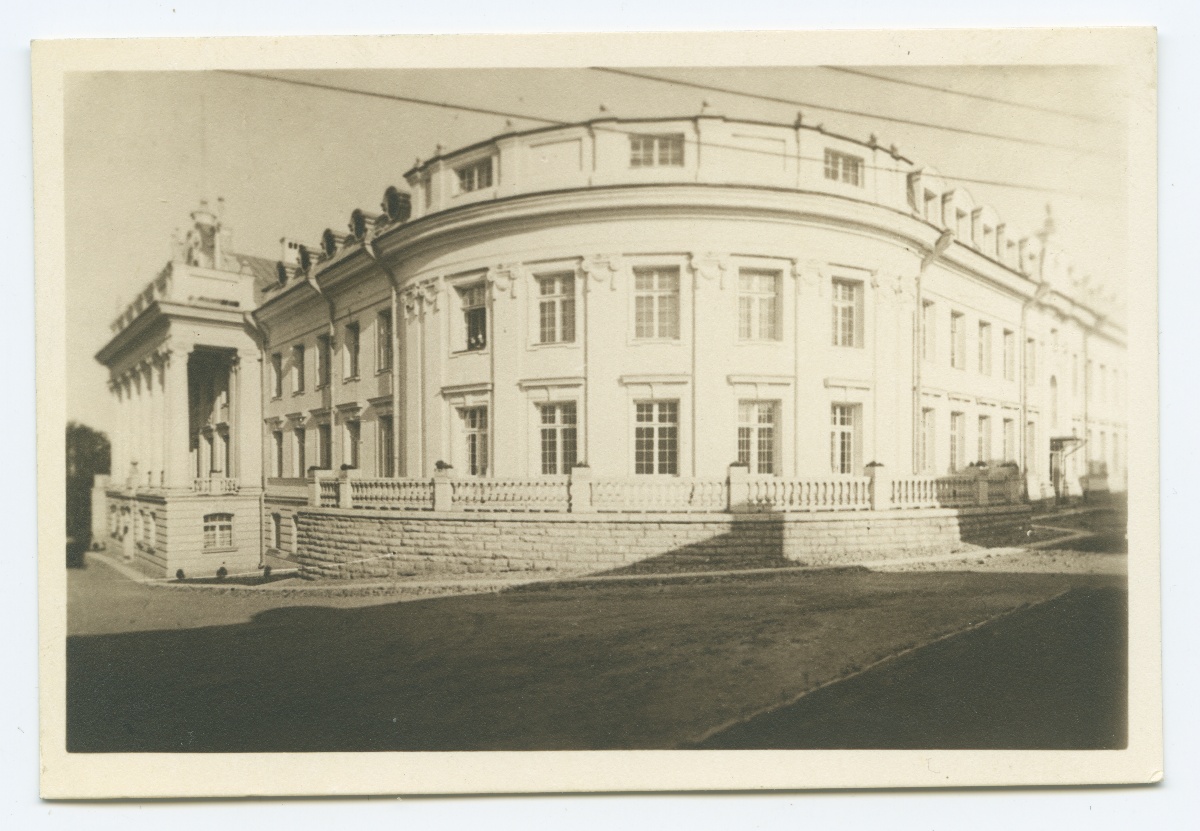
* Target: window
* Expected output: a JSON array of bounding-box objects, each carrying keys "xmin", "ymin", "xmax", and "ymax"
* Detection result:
[
  {"xmin": 537, "ymin": 273, "xmax": 576, "ymax": 344},
  {"xmin": 1086, "ymin": 360, "xmax": 1094, "ymax": 406},
  {"xmin": 1113, "ymin": 433, "xmax": 1120, "ymax": 476},
  {"xmin": 1025, "ymin": 338, "xmax": 1037, "ymax": 386},
  {"xmin": 830, "ymin": 404, "xmax": 858, "ymax": 474},
  {"xmin": 956, "ymin": 209, "xmax": 969, "ymax": 239},
  {"xmin": 1003, "ymin": 329, "xmax": 1016, "ymax": 381},
  {"xmin": 456, "ymin": 157, "xmax": 493, "ymax": 192},
  {"xmin": 977, "ymin": 321, "xmax": 992, "ymax": 375},
  {"xmin": 293, "ymin": 428, "xmax": 306, "ymax": 477},
  {"xmin": 629, "ymin": 133, "xmax": 684, "ymax": 167},
  {"xmin": 1027, "ymin": 421, "xmax": 1038, "ymax": 472},
  {"xmin": 923, "ymin": 190, "xmax": 939, "ymax": 223},
  {"xmin": 1099, "ymin": 363, "xmax": 1107, "ymax": 405},
  {"xmin": 271, "ymin": 353, "xmax": 283, "ymax": 399},
  {"xmin": 1050, "ymin": 376, "xmax": 1059, "ymax": 427},
  {"xmin": 460, "ymin": 406, "xmax": 489, "ymax": 476},
  {"xmin": 738, "ymin": 401, "xmax": 779, "ymax": 475},
  {"xmin": 344, "ymin": 419, "xmax": 360, "ymax": 469},
  {"xmin": 921, "ymin": 300, "xmax": 936, "ymax": 361},
  {"xmin": 291, "ymin": 344, "xmax": 305, "ymax": 394},
  {"xmin": 377, "ymin": 309, "xmax": 393, "ymax": 372},
  {"xmin": 1004, "ymin": 418, "xmax": 1016, "ymax": 463},
  {"xmin": 271, "ymin": 513, "xmax": 282, "ymax": 550},
  {"xmin": 950, "ymin": 311, "xmax": 966, "ymax": 369},
  {"xmin": 460, "ymin": 284, "xmax": 487, "ymax": 351},
  {"xmin": 977, "ymin": 415, "xmax": 992, "ymax": 464},
  {"xmin": 272, "ymin": 430, "xmax": 284, "ymax": 478},
  {"xmin": 539, "ymin": 402, "xmax": 578, "ymax": 475},
  {"xmin": 738, "ymin": 270, "xmax": 780, "ymax": 341},
  {"xmin": 949, "ymin": 411, "xmax": 966, "ymax": 473},
  {"xmin": 378, "ymin": 416, "xmax": 395, "ymax": 477},
  {"xmin": 634, "ymin": 267, "xmax": 680, "ymax": 340},
  {"xmin": 831, "ymin": 279, "xmax": 863, "ymax": 348},
  {"xmin": 823, "ymin": 149, "xmax": 863, "ymax": 186},
  {"xmin": 344, "ymin": 322, "xmax": 360, "ymax": 379},
  {"xmin": 635, "ymin": 401, "xmax": 679, "ymax": 475},
  {"xmin": 920, "ymin": 408, "xmax": 936, "ymax": 473},
  {"xmin": 203, "ymin": 513, "xmax": 233, "ymax": 550},
  {"xmin": 317, "ymin": 423, "xmax": 332, "ymax": 470},
  {"xmin": 316, "ymin": 334, "xmax": 332, "ymax": 388}
]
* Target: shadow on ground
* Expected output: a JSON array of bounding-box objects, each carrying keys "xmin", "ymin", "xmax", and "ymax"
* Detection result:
[{"xmin": 693, "ymin": 586, "xmax": 1126, "ymax": 749}]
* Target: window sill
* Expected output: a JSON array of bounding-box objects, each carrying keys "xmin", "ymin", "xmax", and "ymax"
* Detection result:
[
  {"xmin": 631, "ymin": 338, "xmax": 683, "ymax": 345},
  {"xmin": 375, "ymin": 367, "xmax": 392, "ymax": 376},
  {"xmin": 529, "ymin": 339, "xmax": 578, "ymax": 350},
  {"xmin": 202, "ymin": 546, "xmax": 238, "ymax": 554},
  {"xmin": 343, "ymin": 375, "xmax": 361, "ymax": 383},
  {"xmin": 451, "ymin": 347, "xmax": 490, "ymax": 357}
]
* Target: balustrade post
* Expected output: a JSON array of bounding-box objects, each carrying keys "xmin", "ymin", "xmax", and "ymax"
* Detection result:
[
  {"xmin": 727, "ymin": 463, "xmax": 749, "ymax": 513},
  {"xmin": 866, "ymin": 463, "xmax": 892, "ymax": 511},
  {"xmin": 310, "ymin": 471, "xmax": 323, "ymax": 507},
  {"xmin": 975, "ymin": 464, "xmax": 990, "ymax": 506},
  {"xmin": 569, "ymin": 465, "xmax": 594, "ymax": 514},
  {"xmin": 338, "ymin": 477, "xmax": 353, "ymax": 509},
  {"xmin": 432, "ymin": 468, "xmax": 454, "ymax": 512}
]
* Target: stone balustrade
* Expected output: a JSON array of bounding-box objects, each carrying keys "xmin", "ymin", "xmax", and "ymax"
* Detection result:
[{"xmin": 304, "ymin": 464, "xmax": 1023, "ymax": 515}]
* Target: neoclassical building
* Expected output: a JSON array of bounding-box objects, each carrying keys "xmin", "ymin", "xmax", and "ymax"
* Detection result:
[{"xmin": 96, "ymin": 116, "xmax": 1127, "ymax": 578}]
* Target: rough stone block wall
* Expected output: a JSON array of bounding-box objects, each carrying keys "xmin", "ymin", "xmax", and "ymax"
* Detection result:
[{"xmin": 293, "ymin": 505, "xmax": 1031, "ymax": 580}]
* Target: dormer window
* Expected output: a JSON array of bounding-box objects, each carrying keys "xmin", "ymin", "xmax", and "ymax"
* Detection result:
[
  {"xmin": 630, "ymin": 134, "xmax": 684, "ymax": 167},
  {"xmin": 823, "ymin": 149, "xmax": 863, "ymax": 186},
  {"xmin": 456, "ymin": 158, "xmax": 494, "ymax": 193}
]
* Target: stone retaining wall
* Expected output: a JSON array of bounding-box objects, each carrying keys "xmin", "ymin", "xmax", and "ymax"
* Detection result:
[{"xmin": 293, "ymin": 505, "xmax": 1031, "ymax": 580}]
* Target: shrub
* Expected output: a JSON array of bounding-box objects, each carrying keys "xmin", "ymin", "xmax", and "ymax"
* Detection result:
[
  {"xmin": 216, "ymin": 566, "xmax": 228, "ymax": 580},
  {"xmin": 175, "ymin": 568, "xmax": 185, "ymax": 580}
]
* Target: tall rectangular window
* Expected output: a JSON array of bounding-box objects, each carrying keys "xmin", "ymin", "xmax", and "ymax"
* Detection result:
[
  {"xmin": 316, "ymin": 334, "xmax": 332, "ymax": 388},
  {"xmin": 272, "ymin": 430, "xmax": 284, "ymax": 478},
  {"xmin": 344, "ymin": 322, "xmax": 360, "ymax": 379},
  {"xmin": 293, "ymin": 427, "xmax": 306, "ymax": 477},
  {"xmin": 634, "ymin": 401, "xmax": 679, "ymax": 475},
  {"xmin": 831, "ymin": 279, "xmax": 862, "ymax": 348},
  {"xmin": 271, "ymin": 513, "xmax": 282, "ymax": 550},
  {"xmin": 977, "ymin": 415, "xmax": 992, "ymax": 464},
  {"xmin": 460, "ymin": 284, "xmax": 487, "ymax": 351},
  {"xmin": 1025, "ymin": 338, "xmax": 1037, "ymax": 386},
  {"xmin": 456, "ymin": 157, "xmax": 493, "ymax": 192},
  {"xmin": 634, "ymin": 267, "xmax": 680, "ymax": 340},
  {"xmin": 922, "ymin": 300, "xmax": 936, "ymax": 361},
  {"xmin": 344, "ymin": 419, "xmax": 360, "ymax": 469},
  {"xmin": 537, "ymin": 273, "xmax": 576, "ymax": 344},
  {"xmin": 823, "ymin": 149, "xmax": 863, "ymax": 186},
  {"xmin": 271, "ymin": 353, "xmax": 283, "ymax": 399},
  {"xmin": 923, "ymin": 190, "xmax": 939, "ymax": 223},
  {"xmin": 460, "ymin": 406, "xmax": 489, "ymax": 476},
  {"xmin": 949, "ymin": 411, "xmax": 966, "ymax": 472},
  {"xmin": 1027, "ymin": 421, "xmax": 1038, "ymax": 473},
  {"xmin": 317, "ymin": 423, "xmax": 332, "ymax": 470},
  {"xmin": 291, "ymin": 344, "xmax": 305, "ymax": 393},
  {"xmin": 629, "ymin": 133, "xmax": 684, "ymax": 167},
  {"xmin": 830, "ymin": 404, "xmax": 858, "ymax": 474},
  {"xmin": 378, "ymin": 416, "xmax": 395, "ymax": 477},
  {"xmin": 1003, "ymin": 418, "xmax": 1016, "ymax": 463},
  {"xmin": 920, "ymin": 408, "xmax": 936, "ymax": 473},
  {"xmin": 1003, "ymin": 329, "xmax": 1016, "ymax": 381},
  {"xmin": 538, "ymin": 402, "xmax": 578, "ymax": 475},
  {"xmin": 203, "ymin": 513, "xmax": 233, "ymax": 550},
  {"xmin": 738, "ymin": 401, "xmax": 778, "ymax": 475},
  {"xmin": 1099, "ymin": 363, "xmax": 1107, "ymax": 405},
  {"xmin": 950, "ymin": 311, "xmax": 966, "ymax": 369},
  {"xmin": 978, "ymin": 321, "xmax": 992, "ymax": 375},
  {"xmin": 738, "ymin": 269, "xmax": 780, "ymax": 341},
  {"xmin": 377, "ymin": 309, "xmax": 393, "ymax": 372}
]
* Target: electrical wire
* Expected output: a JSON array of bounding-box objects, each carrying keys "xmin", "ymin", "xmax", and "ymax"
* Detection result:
[
  {"xmin": 221, "ymin": 70, "xmax": 1115, "ymax": 200},
  {"xmin": 591, "ymin": 67, "xmax": 1112, "ymax": 155}
]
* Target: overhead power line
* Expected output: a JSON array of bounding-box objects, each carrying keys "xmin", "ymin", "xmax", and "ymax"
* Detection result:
[
  {"xmin": 222, "ymin": 70, "xmax": 1114, "ymax": 200},
  {"xmin": 591, "ymin": 67, "xmax": 1110, "ymax": 156},
  {"xmin": 821, "ymin": 66, "xmax": 1114, "ymax": 124}
]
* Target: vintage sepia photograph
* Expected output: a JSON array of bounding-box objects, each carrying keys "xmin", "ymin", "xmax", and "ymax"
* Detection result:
[{"xmin": 35, "ymin": 29, "xmax": 1161, "ymax": 797}]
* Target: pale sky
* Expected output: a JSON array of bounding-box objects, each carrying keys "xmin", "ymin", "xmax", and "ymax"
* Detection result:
[{"xmin": 64, "ymin": 65, "xmax": 1132, "ymax": 435}]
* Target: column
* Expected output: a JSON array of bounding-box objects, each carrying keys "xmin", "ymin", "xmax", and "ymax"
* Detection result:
[
  {"xmin": 228, "ymin": 354, "xmax": 239, "ymax": 483},
  {"xmin": 164, "ymin": 346, "xmax": 193, "ymax": 490}
]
